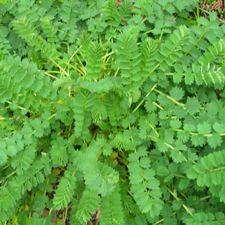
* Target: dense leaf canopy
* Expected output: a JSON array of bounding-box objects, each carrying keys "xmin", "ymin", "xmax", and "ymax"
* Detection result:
[{"xmin": 1, "ymin": 0, "xmax": 225, "ymax": 224}]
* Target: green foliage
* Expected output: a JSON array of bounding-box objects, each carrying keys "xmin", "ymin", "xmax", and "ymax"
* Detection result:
[
  {"xmin": 71, "ymin": 188, "xmax": 100, "ymax": 224},
  {"xmin": 53, "ymin": 169, "xmax": 76, "ymax": 210},
  {"xmin": 82, "ymin": 41, "xmax": 105, "ymax": 81},
  {"xmin": 2, "ymin": 0, "xmax": 225, "ymax": 224},
  {"xmin": 188, "ymin": 150, "xmax": 225, "ymax": 187},
  {"xmin": 128, "ymin": 147, "xmax": 163, "ymax": 217},
  {"xmin": 100, "ymin": 188, "xmax": 125, "ymax": 225},
  {"xmin": 183, "ymin": 212, "xmax": 225, "ymax": 225}
]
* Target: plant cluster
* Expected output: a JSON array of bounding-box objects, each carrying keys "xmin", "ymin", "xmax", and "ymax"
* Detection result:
[{"xmin": 1, "ymin": 0, "xmax": 225, "ymax": 224}]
